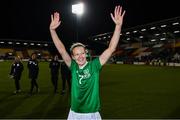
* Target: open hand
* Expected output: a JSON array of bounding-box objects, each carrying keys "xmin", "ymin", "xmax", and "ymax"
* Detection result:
[
  {"xmin": 111, "ymin": 5, "xmax": 125, "ymax": 26},
  {"xmin": 49, "ymin": 12, "xmax": 61, "ymax": 30}
]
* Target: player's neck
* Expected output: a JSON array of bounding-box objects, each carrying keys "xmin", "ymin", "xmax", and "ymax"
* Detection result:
[{"xmin": 79, "ymin": 61, "xmax": 88, "ymax": 69}]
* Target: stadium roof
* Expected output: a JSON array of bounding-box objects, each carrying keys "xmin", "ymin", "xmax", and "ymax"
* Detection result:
[
  {"xmin": 0, "ymin": 39, "xmax": 54, "ymax": 49},
  {"xmin": 90, "ymin": 16, "xmax": 180, "ymax": 47}
]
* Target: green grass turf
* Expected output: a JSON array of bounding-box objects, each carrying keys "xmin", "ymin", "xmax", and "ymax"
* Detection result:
[{"xmin": 0, "ymin": 61, "xmax": 180, "ymax": 119}]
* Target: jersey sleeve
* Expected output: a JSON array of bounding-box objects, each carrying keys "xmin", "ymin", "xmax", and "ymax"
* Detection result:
[
  {"xmin": 70, "ymin": 60, "xmax": 76, "ymax": 71},
  {"xmin": 92, "ymin": 57, "xmax": 102, "ymax": 71}
]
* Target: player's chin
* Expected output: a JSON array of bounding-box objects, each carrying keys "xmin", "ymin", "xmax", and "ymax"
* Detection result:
[{"xmin": 77, "ymin": 61, "xmax": 86, "ymax": 66}]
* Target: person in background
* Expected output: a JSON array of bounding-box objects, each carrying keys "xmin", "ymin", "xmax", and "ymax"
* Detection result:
[
  {"xmin": 49, "ymin": 55, "xmax": 60, "ymax": 93},
  {"xmin": 27, "ymin": 53, "xmax": 39, "ymax": 95},
  {"xmin": 60, "ymin": 61, "xmax": 71, "ymax": 95},
  {"xmin": 9, "ymin": 56, "xmax": 24, "ymax": 94}
]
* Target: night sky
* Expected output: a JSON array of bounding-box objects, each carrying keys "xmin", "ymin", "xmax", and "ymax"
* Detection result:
[{"xmin": 0, "ymin": 0, "xmax": 179, "ymax": 46}]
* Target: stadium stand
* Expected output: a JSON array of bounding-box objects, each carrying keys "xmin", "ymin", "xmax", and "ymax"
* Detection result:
[
  {"xmin": 0, "ymin": 39, "xmax": 55, "ymax": 60},
  {"xmin": 15, "ymin": 51, "xmax": 24, "ymax": 58},
  {"xmin": 89, "ymin": 16, "xmax": 180, "ymax": 66},
  {"xmin": 0, "ymin": 48, "xmax": 14, "ymax": 59}
]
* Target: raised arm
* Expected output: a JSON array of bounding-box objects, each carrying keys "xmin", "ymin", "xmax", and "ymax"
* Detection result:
[
  {"xmin": 49, "ymin": 12, "xmax": 71, "ymax": 67},
  {"xmin": 99, "ymin": 5, "xmax": 125, "ymax": 65}
]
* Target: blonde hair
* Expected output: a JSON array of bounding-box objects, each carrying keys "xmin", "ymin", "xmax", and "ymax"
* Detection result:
[{"xmin": 70, "ymin": 42, "xmax": 86, "ymax": 54}]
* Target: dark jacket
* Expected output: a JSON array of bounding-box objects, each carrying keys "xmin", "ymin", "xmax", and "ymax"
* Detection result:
[
  {"xmin": 60, "ymin": 62, "xmax": 71, "ymax": 76},
  {"xmin": 10, "ymin": 61, "xmax": 24, "ymax": 80},
  {"xmin": 27, "ymin": 59, "xmax": 39, "ymax": 79},
  {"xmin": 49, "ymin": 60, "xmax": 60, "ymax": 76}
]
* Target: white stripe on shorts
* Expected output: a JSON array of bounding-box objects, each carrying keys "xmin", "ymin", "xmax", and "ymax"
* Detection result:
[{"xmin": 67, "ymin": 109, "xmax": 102, "ymax": 120}]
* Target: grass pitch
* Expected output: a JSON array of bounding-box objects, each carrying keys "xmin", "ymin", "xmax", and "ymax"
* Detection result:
[{"xmin": 0, "ymin": 61, "xmax": 180, "ymax": 119}]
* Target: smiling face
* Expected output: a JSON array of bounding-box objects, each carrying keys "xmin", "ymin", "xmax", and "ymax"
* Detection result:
[{"xmin": 72, "ymin": 46, "xmax": 87, "ymax": 67}]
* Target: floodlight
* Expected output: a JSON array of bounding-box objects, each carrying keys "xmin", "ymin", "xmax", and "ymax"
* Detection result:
[{"xmin": 72, "ymin": 3, "xmax": 84, "ymax": 15}]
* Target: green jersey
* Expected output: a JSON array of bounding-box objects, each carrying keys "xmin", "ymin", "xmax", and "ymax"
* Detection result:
[{"xmin": 70, "ymin": 57, "xmax": 102, "ymax": 113}]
